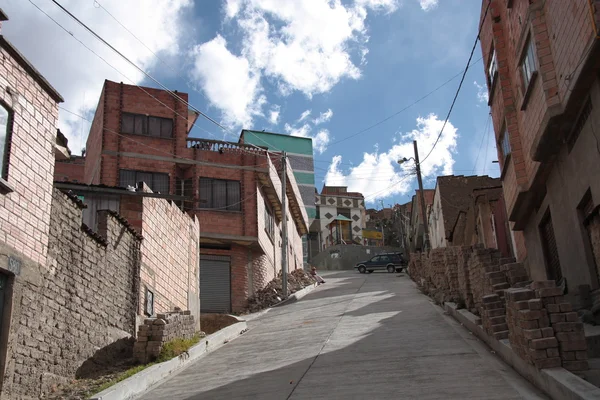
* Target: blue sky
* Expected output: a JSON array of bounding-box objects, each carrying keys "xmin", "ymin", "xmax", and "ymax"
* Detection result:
[{"xmin": 4, "ymin": 0, "xmax": 498, "ymax": 207}]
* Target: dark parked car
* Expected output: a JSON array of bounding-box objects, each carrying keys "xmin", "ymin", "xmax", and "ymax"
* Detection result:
[{"xmin": 354, "ymin": 253, "xmax": 406, "ymax": 274}]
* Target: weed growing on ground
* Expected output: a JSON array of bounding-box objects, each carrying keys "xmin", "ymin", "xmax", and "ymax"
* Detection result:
[{"xmin": 156, "ymin": 334, "xmax": 202, "ymax": 363}]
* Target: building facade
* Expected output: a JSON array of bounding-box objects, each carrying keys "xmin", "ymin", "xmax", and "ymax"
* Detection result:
[
  {"xmin": 316, "ymin": 186, "xmax": 366, "ymax": 249},
  {"xmin": 479, "ymin": 0, "xmax": 600, "ymax": 307},
  {"xmin": 72, "ymin": 80, "xmax": 307, "ymax": 313},
  {"xmin": 428, "ymin": 175, "xmax": 501, "ymax": 249},
  {"xmin": 239, "ymin": 130, "xmax": 317, "ymax": 266},
  {"xmin": 408, "ymin": 189, "xmax": 435, "ymax": 253}
]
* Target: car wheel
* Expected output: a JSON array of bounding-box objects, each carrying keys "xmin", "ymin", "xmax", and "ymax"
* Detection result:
[
  {"xmin": 358, "ymin": 265, "xmax": 366, "ymax": 274},
  {"xmin": 396, "ymin": 268, "xmax": 403, "ymax": 273},
  {"xmin": 387, "ymin": 265, "xmax": 395, "ymax": 273}
]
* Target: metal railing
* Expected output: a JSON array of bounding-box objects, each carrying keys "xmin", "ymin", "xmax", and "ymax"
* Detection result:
[{"xmin": 187, "ymin": 138, "xmax": 266, "ymax": 154}]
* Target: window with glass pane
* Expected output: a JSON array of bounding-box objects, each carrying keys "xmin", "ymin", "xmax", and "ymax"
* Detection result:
[
  {"xmin": 500, "ymin": 127, "xmax": 511, "ymax": 159},
  {"xmin": 199, "ymin": 178, "xmax": 241, "ymax": 211},
  {"xmin": 121, "ymin": 112, "xmax": 173, "ymax": 138},
  {"xmin": 521, "ymin": 39, "xmax": 537, "ymax": 89},
  {"xmin": 264, "ymin": 201, "xmax": 275, "ymax": 238},
  {"xmin": 488, "ymin": 48, "xmax": 498, "ymax": 88},
  {"xmin": 0, "ymin": 104, "xmax": 11, "ymax": 179},
  {"xmin": 119, "ymin": 169, "xmax": 170, "ymax": 193}
]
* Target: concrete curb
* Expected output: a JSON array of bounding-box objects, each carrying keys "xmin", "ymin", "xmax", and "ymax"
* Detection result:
[
  {"xmin": 444, "ymin": 302, "xmax": 600, "ymax": 400},
  {"xmin": 240, "ymin": 283, "xmax": 318, "ymax": 321},
  {"xmin": 89, "ymin": 321, "xmax": 248, "ymax": 400}
]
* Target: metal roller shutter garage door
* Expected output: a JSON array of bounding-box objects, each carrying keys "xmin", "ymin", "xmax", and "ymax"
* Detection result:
[{"xmin": 200, "ymin": 255, "xmax": 231, "ymax": 313}]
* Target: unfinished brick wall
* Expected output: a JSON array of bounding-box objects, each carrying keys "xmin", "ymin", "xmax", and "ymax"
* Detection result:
[
  {"xmin": 140, "ymin": 194, "xmax": 200, "ymax": 324},
  {"xmin": 0, "ymin": 40, "xmax": 60, "ymax": 267},
  {"xmin": 134, "ymin": 311, "xmax": 196, "ymax": 364},
  {"xmin": 505, "ymin": 282, "xmax": 589, "ymax": 372},
  {"xmin": 1, "ymin": 189, "xmax": 141, "ymax": 399},
  {"xmin": 456, "ymin": 246, "xmax": 473, "ymax": 309}
]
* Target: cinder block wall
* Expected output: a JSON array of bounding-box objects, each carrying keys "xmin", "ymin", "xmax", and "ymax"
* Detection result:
[{"xmin": 1, "ymin": 189, "xmax": 141, "ymax": 398}]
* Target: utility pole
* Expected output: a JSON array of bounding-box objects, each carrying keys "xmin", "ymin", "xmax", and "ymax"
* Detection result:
[
  {"xmin": 281, "ymin": 152, "xmax": 288, "ymax": 298},
  {"xmin": 413, "ymin": 140, "xmax": 430, "ymax": 251}
]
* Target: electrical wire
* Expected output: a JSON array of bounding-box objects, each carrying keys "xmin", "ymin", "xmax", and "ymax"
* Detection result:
[
  {"xmin": 49, "ymin": 0, "xmax": 228, "ymax": 132},
  {"xmin": 327, "ymin": 56, "xmax": 484, "ymax": 147},
  {"xmin": 472, "ymin": 113, "xmax": 491, "ymax": 173},
  {"xmin": 420, "ymin": 0, "xmax": 492, "ymax": 164}
]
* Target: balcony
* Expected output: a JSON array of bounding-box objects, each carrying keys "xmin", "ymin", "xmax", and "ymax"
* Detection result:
[{"xmin": 187, "ymin": 138, "xmax": 266, "ymax": 154}]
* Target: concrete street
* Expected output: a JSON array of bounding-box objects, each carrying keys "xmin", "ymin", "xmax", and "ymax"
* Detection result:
[{"xmin": 140, "ymin": 271, "xmax": 548, "ymax": 400}]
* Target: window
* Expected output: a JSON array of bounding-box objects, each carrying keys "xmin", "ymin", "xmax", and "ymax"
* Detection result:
[
  {"xmin": 487, "ymin": 47, "xmax": 498, "ymax": 90},
  {"xmin": 145, "ymin": 288, "xmax": 154, "ymax": 316},
  {"xmin": 199, "ymin": 178, "xmax": 241, "ymax": 211},
  {"xmin": 520, "ymin": 38, "xmax": 537, "ymax": 89},
  {"xmin": 121, "ymin": 112, "xmax": 173, "ymax": 138},
  {"xmin": 567, "ymin": 97, "xmax": 593, "ymax": 153},
  {"xmin": 264, "ymin": 201, "xmax": 275, "ymax": 238},
  {"xmin": 500, "ymin": 126, "xmax": 511, "ymax": 160},
  {"xmin": 539, "ymin": 210, "xmax": 563, "ymax": 283},
  {"xmin": 175, "ymin": 177, "xmax": 194, "ymax": 211},
  {"xmin": 0, "ymin": 102, "xmax": 13, "ymax": 180},
  {"xmin": 119, "ymin": 169, "xmax": 170, "ymax": 194}
]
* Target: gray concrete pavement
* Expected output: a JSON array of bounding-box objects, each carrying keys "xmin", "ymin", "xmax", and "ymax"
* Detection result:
[{"xmin": 140, "ymin": 271, "xmax": 548, "ymax": 400}]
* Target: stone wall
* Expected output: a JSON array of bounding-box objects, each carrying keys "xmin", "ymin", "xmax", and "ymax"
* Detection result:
[
  {"xmin": 1, "ymin": 189, "xmax": 141, "ymax": 399},
  {"xmin": 134, "ymin": 311, "xmax": 196, "ymax": 364},
  {"xmin": 140, "ymin": 195, "xmax": 200, "ymax": 327}
]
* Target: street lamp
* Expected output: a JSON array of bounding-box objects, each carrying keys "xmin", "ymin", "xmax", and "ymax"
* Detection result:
[{"xmin": 397, "ymin": 140, "xmax": 430, "ymax": 252}]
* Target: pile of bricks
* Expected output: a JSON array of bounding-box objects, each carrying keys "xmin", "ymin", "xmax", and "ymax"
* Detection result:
[
  {"xmin": 134, "ymin": 311, "xmax": 196, "ymax": 364},
  {"xmin": 482, "ymin": 293, "xmax": 509, "ymax": 339},
  {"xmin": 505, "ymin": 287, "xmax": 560, "ymax": 368},
  {"xmin": 501, "ymin": 262, "xmax": 530, "ymax": 287},
  {"xmin": 533, "ymin": 281, "xmax": 589, "ymax": 373},
  {"xmin": 468, "ymin": 246, "xmax": 503, "ymax": 315},
  {"xmin": 455, "ymin": 246, "xmax": 474, "ymax": 309},
  {"xmin": 443, "ymin": 249, "xmax": 461, "ymax": 303}
]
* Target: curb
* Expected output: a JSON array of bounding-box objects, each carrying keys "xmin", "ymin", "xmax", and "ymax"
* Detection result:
[
  {"xmin": 89, "ymin": 321, "xmax": 248, "ymax": 400},
  {"xmin": 444, "ymin": 302, "xmax": 600, "ymax": 400},
  {"xmin": 240, "ymin": 283, "xmax": 318, "ymax": 321}
]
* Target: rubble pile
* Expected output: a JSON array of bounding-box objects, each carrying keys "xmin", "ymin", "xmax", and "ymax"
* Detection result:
[{"xmin": 245, "ymin": 269, "xmax": 317, "ymax": 313}]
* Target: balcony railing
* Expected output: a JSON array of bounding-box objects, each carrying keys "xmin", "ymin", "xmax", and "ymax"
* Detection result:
[{"xmin": 187, "ymin": 138, "xmax": 266, "ymax": 154}]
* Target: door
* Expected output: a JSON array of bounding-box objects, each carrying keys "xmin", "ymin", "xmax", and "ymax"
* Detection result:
[
  {"xmin": 200, "ymin": 255, "xmax": 231, "ymax": 313},
  {"xmin": 0, "ymin": 274, "xmax": 6, "ymax": 331}
]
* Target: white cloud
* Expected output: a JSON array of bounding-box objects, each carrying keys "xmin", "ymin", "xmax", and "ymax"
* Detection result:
[
  {"xmin": 268, "ymin": 104, "xmax": 281, "ymax": 125},
  {"xmin": 419, "ymin": 0, "xmax": 439, "ymax": 11},
  {"xmin": 190, "ymin": 35, "xmax": 265, "ymax": 128},
  {"xmin": 325, "ymin": 113, "xmax": 458, "ymax": 203},
  {"xmin": 2, "ymin": 0, "xmax": 193, "ymax": 155},
  {"xmin": 474, "ymin": 80, "xmax": 489, "ymax": 104},
  {"xmin": 230, "ymin": 0, "xmax": 399, "ymax": 98},
  {"xmin": 284, "ymin": 109, "xmax": 332, "ymax": 154},
  {"xmin": 298, "ymin": 109, "xmax": 312, "ymax": 122},
  {"xmin": 314, "ymin": 109, "xmax": 333, "ymax": 125}
]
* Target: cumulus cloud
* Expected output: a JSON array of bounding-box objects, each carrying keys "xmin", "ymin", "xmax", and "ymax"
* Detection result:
[
  {"xmin": 268, "ymin": 104, "xmax": 281, "ymax": 125},
  {"xmin": 474, "ymin": 80, "xmax": 489, "ymax": 104},
  {"xmin": 2, "ymin": 0, "xmax": 193, "ymax": 155},
  {"xmin": 298, "ymin": 109, "xmax": 312, "ymax": 123},
  {"xmin": 325, "ymin": 113, "xmax": 458, "ymax": 203},
  {"xmin": 314, "ymin": 109, "xmax": 333, "ymax": 125},
  {"xmin": 190, "ymin": 35, "xmax": 265, "ymax": 128},
  {"xmin": 419, "ymin": 0, "xmax": 439, "ymax": 11},
  {"xmin": 284, "ymin": 108, "xmax": 333, "ymax": 154}
]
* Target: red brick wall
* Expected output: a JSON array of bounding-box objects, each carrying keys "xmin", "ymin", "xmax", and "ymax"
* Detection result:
[
  {"xmin": 0, "ymin": 44, "xmax": 59, "ymax": 266},
  {"xmin": 140, "ymin": 193, "xmax": 200, "ymax": 320},
  {"xmin": 54, "ymin": 157, "xmax": 85, "ymax": 182}
]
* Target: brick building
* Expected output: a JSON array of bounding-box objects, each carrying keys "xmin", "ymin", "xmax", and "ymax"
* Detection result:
[
  {"xmin": 408, "ymin": 189, "xmax": 435, "ymax": 253},
  {"xmin": 63, "ymin": 80, "xmax": 308, "ymax": 313},
  {"xmin": 428, "ymin": 175, "xmax": 502, "ymax": 249},
  {"xmin": 479, "ymin": 0, "xmax": 600, "ymax": 307}
]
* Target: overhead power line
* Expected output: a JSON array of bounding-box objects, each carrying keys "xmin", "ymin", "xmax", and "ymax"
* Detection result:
[
  {"xmin": 328, "ymin": 56, "xmax": 483, "ymax": 147},
  {"xmin": 419, "ymin": 0, "xmax": 492, "ymax": 164},
  {"xmin": 49, "ymin": 0, "xmax": 227, "ymax": 130}
]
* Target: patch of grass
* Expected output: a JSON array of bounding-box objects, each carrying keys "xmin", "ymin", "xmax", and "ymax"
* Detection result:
[
  {"xmin": 91, "ymin": 363, "xmax": 155, "ymax": 396},
  {"xmin": 156, "ymin": 334, "xmax": 202, "ymax": 363}
]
